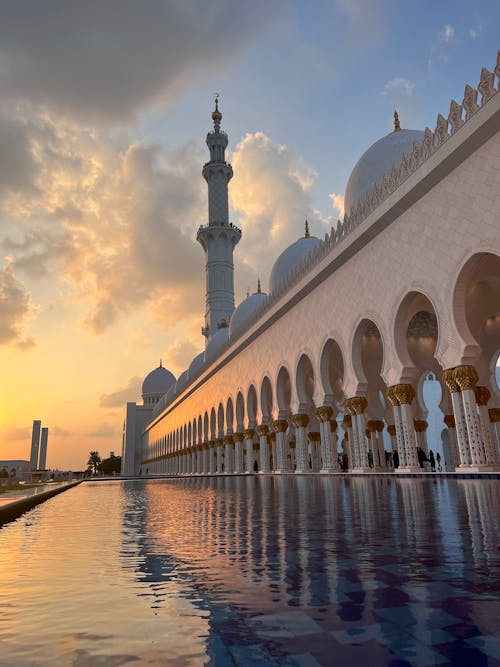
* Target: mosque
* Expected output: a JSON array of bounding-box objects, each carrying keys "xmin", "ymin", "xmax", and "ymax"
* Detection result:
[{"xmin": 121, "ymin": 51, "xmax": 500, "ymax": 477}]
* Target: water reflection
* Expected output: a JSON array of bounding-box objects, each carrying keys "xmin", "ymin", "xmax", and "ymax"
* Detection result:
[{"xmin": 0, "ymin": 477, "xmax": 499, "ymax": 665}]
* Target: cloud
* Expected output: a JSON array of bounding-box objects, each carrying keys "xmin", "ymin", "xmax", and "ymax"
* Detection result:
[
  {"xmin": 469, "ymin": 26, "xmax": 482, "ymax": 39},
  {"xmin": 0, "ymin": 424, "xmax": 30, "ymax": 440},
  {"xmin": 381, "ymin": 77, "xmax": 415, "ymax": 97},
  {"xmin": 86, "ymin": 423, "xmax": 119, "ymax": 438},
  {"xmin": 99, "ymin": 376, "xmax": 143, "ymax": 408},
  {"xmin": 51, "ymin": 426, "xmax": 73, "ymax": 437},
  {"xmin": 164, "ymin": 339, "xmax": 201, "ymax": 374},
  {"xmin": 230, "ymin": 131, "xmax": 332, "ymax": 289},
  {"xmin": 329, "ymin": 193, "xmax": 345, "ymax": 219},
  {"xmin": 0, "ymin": 263, "xmax": 37, "ymax": 347},
  {"xmin": 334, "ymin": 0, "xmax": 386, "ymax": 42},
  {"xmin": 439, "ymin": 24, "xmax": 455, "ymax": 43},
  {"xmin": 0, "ymin": 0, "xmax": 286, "ymax": 125}
]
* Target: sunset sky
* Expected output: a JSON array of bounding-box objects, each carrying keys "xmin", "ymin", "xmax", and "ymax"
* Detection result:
[{"xmin": 0, "ymin": 0, "xmax": 499, "ymax": 470}]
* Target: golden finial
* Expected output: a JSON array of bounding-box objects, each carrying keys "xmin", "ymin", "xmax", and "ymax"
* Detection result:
[
  {"xmin": 159, "ymin": 359, "xmax": 162, "ymax": 368},
  {"xmin": 257, "ymin": 278, "xmax": 261, "ymax": 293},
  {"xmin": 394, "ymin": 109, "xmax": 401, "ymax": 132},
  {"xmin": 304, "ymin": 220, "xmax": 310, "ymax": 238},
  {"xmin": 246, "ymin": 287, "xmax": 250, "ymax": 298},
  {"xmin": 212, "ymin": 93, "xmax": 222, "ymax": 123}
]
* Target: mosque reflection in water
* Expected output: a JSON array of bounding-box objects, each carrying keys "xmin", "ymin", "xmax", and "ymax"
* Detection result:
[{"xmin": 123, "ymin": 477, "xmax": 500, "ymax": 665}]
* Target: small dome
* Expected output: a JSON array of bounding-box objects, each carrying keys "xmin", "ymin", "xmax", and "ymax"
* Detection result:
[
  {"xmin": 229, "ymin": 291, "xmax": 268, "ymax": 338},
  {"xmin": 344, "ymin": 128, "xmax": 424, "ymax": 215},
  {"xmin": 204, "ymin": 327, "xmax": 229, "ymax": 364},
  {"xmin": 142, "ymin": 364, "xmax": 176, "ymax": 403},
  {"xmin": 175, "ymin": 370, "xmax": 189, "ymax": 394},
  {"xmin": 269, "ymin": 235, "xmax": 321, "ymax": 294},
  {"xmin": 188, "ymin": 352, "xmax": 205, "ymax": 379}
]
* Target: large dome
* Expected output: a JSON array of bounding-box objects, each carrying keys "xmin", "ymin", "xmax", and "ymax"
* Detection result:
[
  {"xmin": 188, "ymin": 351, "xmax": 205, "ymax": 379},
  {"xmin": 269, "ymin": 235, "xmax": 321, "ymax": 295},
  {"xmin": 204, "ymin": 327, "xmax": 229, "ymax": 364},
  {"xmin": 344, "ymin": 128, "xmax": 424, "ymax": 215},
  {"xmin": 142, "ymin": 363, "xmax": 176, "ymax": 403},
  {"xmin": 229, "ymin": 291, "xmax": 268, "ymax": 339}
]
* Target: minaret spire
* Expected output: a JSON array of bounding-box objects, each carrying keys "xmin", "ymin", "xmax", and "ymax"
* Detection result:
[
  {"xmin": 394, "ymin": 109, "xmax": 401, "ymax": 132},
  {"xmin": 197, "ymin": 98, "xmax": 242, "ymax": 343}
]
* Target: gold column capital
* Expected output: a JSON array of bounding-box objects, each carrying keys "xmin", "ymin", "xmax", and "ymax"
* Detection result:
[
  {"xmin": 453, "ymin": 365, "xmax": 478, "ymax": 391},
  {"xmin": 345, "ymin": 396, "xmax": 367, "ymax": 415},
  {"xmin": 233, "ymin": 432, "xmax": 245, "ymax": 442},
  {"xmin": 387, "ymin": 424, "xmax": 396, "ymax": 437},
  {"xmin": 272, "ymin": 419, "xmax": 288, "ymax": 433},
  {"xmin": 475, "ymin": 386, "xmax": 491, "ymax": 406},
  {"xmin": 366, "ymin": 420, "xmax": 377, "ymax": 432},
  {"xmin": 268, "ymin": 432, "xmax": 276, "ymax": 443},
  {"xmin": 374, "ymin": 420, "xmax": 385, "ymax": 432},
  {"xmin": 223, "ymin": 436, "xmax": 234, "ymax": 446},
  {"xmin": 292, "ymin": 413, "xmax": 309, "ymax": 428},
  {"xmin": 244, "ymin": 428, "xmax": 255, "ymax": 439},
  {"xmin": 413, "ymin": 420, "xmax": 428, "ymax": 432},
  {"xmin": 214, "ymin": 438, "xmax": 223, "ymax": 447},
  {"xmin": 307, "ymin": 431, "xmax": 321, "ymax": 442},
  {"xmin": 256, "ymin": 424, "xmax": 269, "ymax": 436},
  {"xmin": 342, "ymin": 414, "xmax": 352, "ymax": 428},
  {"xmin": 392, "ymin": 383, "xmax": 415, "ymax": 405},
  {"xmin": 442, "ymin": 368, "xmax": 460, "ymax": 392},
  {"xmin": 488, "ymin": 408, "xmax": 500, "ymax": 423},
  {"xmin": 443, "ymin": 414, "xmax": 456, "ymax": 428},
  {"xmin": 316, "ymin": 405, "xmax": 333, "ymax": 422}
]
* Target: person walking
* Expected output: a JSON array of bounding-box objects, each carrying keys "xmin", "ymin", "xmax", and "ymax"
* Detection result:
[{"xmin": 429, "ymin": 450, "xmax": 436, "ymax": 471}]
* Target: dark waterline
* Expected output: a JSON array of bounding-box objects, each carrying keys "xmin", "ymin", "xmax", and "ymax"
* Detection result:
[{"xmin": 0, "ymin": 477, "xmax": 499, "ymax": 666}]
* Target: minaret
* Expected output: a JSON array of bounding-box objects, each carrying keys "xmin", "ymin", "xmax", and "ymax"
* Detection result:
[{"xmin": 197, "ymin": 96, "xmax": 241, "ymax": 342}]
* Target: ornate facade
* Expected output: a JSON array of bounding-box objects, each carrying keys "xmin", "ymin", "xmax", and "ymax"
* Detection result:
[{"xmin": 122, "ymin": 51, "xmax": 500, "ymax": 477}]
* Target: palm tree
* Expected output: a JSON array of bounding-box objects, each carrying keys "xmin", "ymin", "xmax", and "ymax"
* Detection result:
[{"xmin": 87, "ymin": 451, "xmax": 101, "ymax": 475}]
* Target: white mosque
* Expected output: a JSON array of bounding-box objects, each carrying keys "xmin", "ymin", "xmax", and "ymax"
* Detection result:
[{"xmin": 121, "ymin": 51, "xmax": 500, "ymax": 477}]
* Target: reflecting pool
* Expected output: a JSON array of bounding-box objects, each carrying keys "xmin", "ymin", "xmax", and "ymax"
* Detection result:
[{"xmin": 1, "ymin": 477, "xmax": 500, "ymax": 666}]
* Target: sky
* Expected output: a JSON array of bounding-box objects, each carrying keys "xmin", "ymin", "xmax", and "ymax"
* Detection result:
[{"xmin": 0, "ymin": 0, "xmax": 499, "ymax": 470}]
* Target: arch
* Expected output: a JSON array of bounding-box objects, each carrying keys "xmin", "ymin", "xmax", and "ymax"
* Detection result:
[
  {"xmin": 235, "ymin": 391, "xmax": 245, "ymax": 431},
  {"xmin": 351, "ymin": 318, "xmax": 385, "ymax": 394},
  {"xmin": 203, "ymin": 412, "xmax": 209, "ymax": 442},
  {"xmin": 210, "ymin": 408, "xmax": 216, "ymax": 440},
  {"xmin": 319, "ymin": 338, "xmax": 345, "ymax": 408},
  {"xmin": 188, "ymin": 422, "xmax": 192, "ymax": 447},
  {"xmin": 217, "ymin": 403, "xmax": 225, "ymax": 437},
  {"xmin": 198, "ymin": 415, "xmax": 203, "ymax": 444},
  {"xmin": 260, "ymin": 376, "xmax": 273, "ymax": 423},
  {"xmin": 276, "ymin": 365, "xmax": 292, "ymax": 416},
  {"xmin": 295, "ymin": 353, "xmax": 315, "ymax": 411},
  {"xmin": 226, "ymin": 396, "xmax": 234, "ymax": 434},
  {"xmin": 247, "ymin": 384, "xmax": 258, "ymax": 428}
]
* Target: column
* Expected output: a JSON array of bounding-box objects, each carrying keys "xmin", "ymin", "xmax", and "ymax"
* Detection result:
[
  {"xmin": 292, "ymin": 414, "xmax": 309, "ymax": 473},
  {"xmin": 257, "ymin": 425, "xmax": 271, "ymax": 473},
  {"xmin": 475, "ymin": 387, "xmax": 499, "ymax": 465},
  {"xmin": 443, "ymin": 415, "xmax": 459, "ymax": 469},
  {"xmin": 308, "ymin": 432, "xmax": 321, "ymax": 471},
  {"xmin": 316, "ymin": 406, "xmax": 337, "ymax": 473},
  {"xmin": 453, "ymin": 367, "xmax": 499, "ymax": 471},
  {"xmin": 208, "ymin": 441, "xmax": 216, "ymax": 474},
  {"xmin": 224, "ymin": 436, "xmax": 235, "ymax": 474},
  {"xmin": 342, "ymin": 414, "xmax": 353, "ymax": 470},
  {"xmin": 215, "ymin": 439, "xmax": 224, "ymax": 473},
  {"xmin": 244, "ymin": 429, "xmax": 255, "ymax": 472},
  {"xmin": 393, "ymin": 384, "xmax": 420, "ymax": 470},
  {"xmin": 273, "ymin": 420, "xmax": 291, "ymax": 473},
  {"xmin": 269, "ymin": 432, "xmax": 277, "ymax": 471},
  {"xmin": 442, "ymin": 369, "xmax": 471, "ymax": 467},
  {"xmin": 386, "ymin": 387, "xmax": 406, "ymax": 466},
  {"xmin": 234, "ymin": 433, "xmax": 245, "ymax": 473},
  {"xmin": 366, "ymin": 421, "xmax": 379, "ymax": 468},
  {"xmin": 489, "ymin": 408, "xmax": 500, "ymax": 460},
  {"xmin": 374, "ymin": 420, "xmax": 386, "ymax": 469},
  {"xmin": 345, "ymin": 397, "xmax": 370, "ymax": 471}
]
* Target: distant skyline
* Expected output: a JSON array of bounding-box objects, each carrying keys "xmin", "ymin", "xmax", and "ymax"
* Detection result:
[{"xmin": 1, "ymin": 1, "xmax": 499, "ymax": 469}]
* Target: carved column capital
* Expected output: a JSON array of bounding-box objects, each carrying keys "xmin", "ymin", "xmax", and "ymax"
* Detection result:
[
  {"xmin": 307, "ymin": 431, "xmax": 321, "ymax": 442},
  {"xmin": 223, "ymin": 436, "xmax": 234, "ymax": 446},
  {"xmin": 244, "ymin": 428, "xmax": 255, "ymax": 439},
  {"xmin": 272, "ymin": 419, "xmax": 288, "ymax": 433},
  {"xmin": 387, "ymin": 424, "xmax": 396, "ymax": 437},
  {"xmin": 453, "ymin": 365, "xmax": 478, "ymax": 391},
  {"xmin": 342, "ymin": 414, "xmax": 352, "ymax": 428},
  {"xmin": 442, "ymin": 368, "xmax": 460, "ymax": 392},
  {"xmin": 208, "ymin": 440, "xmax": 216, "ymax": 448},
  {"xmin": 233, "ymin": 432, "xmax": 245, "ymax": 442},
  {"xmin": 413, "ymin": 420, "xmax": 428, "ymax": 433},
  {"xmin": 392, "ymin": 383, "xmax": 415, "ymax": 405},
  {"xmin": 316, "ymin": 405, "xmax": 333, "ymax": 422},
  {"xmin": 292, "ymin": 413, "xmax": 309, "ymax": 428},
  {"xmin": 214, "ymin": 438, "xmax": 223, "ymax": 447},
  {"xmin": 268, "ymin": 432, "xmax": 276, "ymax": 443},
  {"xmin": 366, "ymin": 420, "xmax": 376, "ymax": 433},
  {"xmin": 256, "ymin": 424, "xmax": 269, "ymax": 437},
  {"xmin": 488, "ymin": 408, "xmax": 500, "ymax": 423},
  {"xmin": 346, "ymin": 396, "xmax": 367, "ymax": 415},
  {"xmin": 374, "ymin": 420, "xmax": 385, "ymax": 432},
  {"xmin": 386, "ymin": 386, "xmax": 398, "ymax": 406},
  {"xmin": 443, "ymin": 414, "xmax": 456, "ymax": 428},
  {"xmin": 475, "ymin": 386, "xmax": 491, "ymax": 406}
]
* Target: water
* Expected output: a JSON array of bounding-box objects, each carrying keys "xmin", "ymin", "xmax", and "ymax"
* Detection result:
[{"xmin": 1, "ymin": 477, "xmax": 499, "ymax": 666}]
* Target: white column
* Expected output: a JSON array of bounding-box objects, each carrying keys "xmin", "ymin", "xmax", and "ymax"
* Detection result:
[
  {"xmin": 244, "ymin": 430, "xmax": 255, "ymax": 472},
  {"xmin": 443, "ymin": 369, "xmax": 471, "ymax": 467},
  {"xmin": 234, "ymin": 434, "xmax": 244, "ymax": 473},
  {"xmin": 308, "ymin": 432, "xmax": 321, "ymax": 471},
  {"xmin": 489, "ymin": 409, "xmax": 500, "ymax": 460},
  {"xmin": 215, "ymin": 440, "xmax": 224, "ymax": 473},
  {"xmin": 257, "ymin": 425, "xmax": 271, "ymax": 473},
  {"xmin": 317, "ymin": 407, "xmax": 337, "ymax": 472},
  {"xmin": 273, "ymin": 420, "xmax": 291, "ymax": 473},
  {"xmin": 224, "ymin": 437, "xmax": 234, "ymax": 474},
  {"xmin": 292, "ymin": 414, "xmax": 309, "ymax": 473},
  {"xmin": 475, "ymin": 387, "xmax": 499, "ymax": 465}
]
